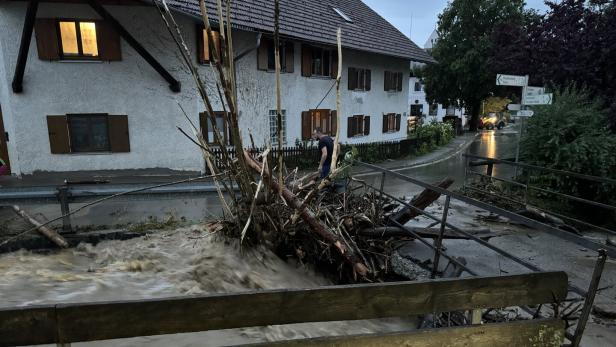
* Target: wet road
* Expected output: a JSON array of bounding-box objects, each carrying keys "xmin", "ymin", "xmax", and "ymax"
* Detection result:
[{"xmin": 362, "ymin": 125, "xmax": 521, "ymax": 197}]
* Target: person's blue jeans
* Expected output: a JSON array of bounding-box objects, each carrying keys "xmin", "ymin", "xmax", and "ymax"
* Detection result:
[{"xmin": 320, "ymin": 164, "xmax": 331, "ymax": 179}]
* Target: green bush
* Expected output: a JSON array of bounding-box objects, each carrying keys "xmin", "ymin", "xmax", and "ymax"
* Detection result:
[
  {"xmin": 520, "ymin": 86, "xmax": 616, "ymax": 219},
  {"xmin": 412, "ymin": 121, "xmax": 454, "ymax": 148}
]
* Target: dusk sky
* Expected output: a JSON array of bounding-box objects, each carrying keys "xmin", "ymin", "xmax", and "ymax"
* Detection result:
[{"xmin": 361, "ymin": 0, "xmax": 550, "ymax": 48}]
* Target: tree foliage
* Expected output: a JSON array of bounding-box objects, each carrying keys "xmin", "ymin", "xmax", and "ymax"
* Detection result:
[
  {"xmin": 423, "ymin": 0, "xmax": 525, "ymax": 130},
  {"xmin": 520, "ymin": 86, "xmax": 616, "ymax": 207},
  {"xmin": 488, "ymin": 0, "xmax": 616, "ymax": 130}
]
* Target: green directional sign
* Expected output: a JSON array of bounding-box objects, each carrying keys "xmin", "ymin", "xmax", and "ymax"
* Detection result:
[
  {"xmin": 496, "ymin": 74, "xmax": 528, "ymax": 87},
  {"xmin": 524, "ymin": 93, "xmax": 553, "ymax": 105}
]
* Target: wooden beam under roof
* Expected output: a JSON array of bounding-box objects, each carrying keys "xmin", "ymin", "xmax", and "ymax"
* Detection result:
[{"xmin": 11, "ymin": 0, "xmax": 39, "ymax": 93}]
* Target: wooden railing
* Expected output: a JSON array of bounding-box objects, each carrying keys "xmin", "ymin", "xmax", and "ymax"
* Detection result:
[{"xmin": 0, "ymin": 271, "xmax": 568, "ymax": 346}]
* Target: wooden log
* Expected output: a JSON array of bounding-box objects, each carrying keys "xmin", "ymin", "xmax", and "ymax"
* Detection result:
[
  {"xmin": 243, "ymin": 319, "xmax": 565, "ymax": 347},
  {"xmin": 243, "ymin": 150, "xmax": 368, "ymax": 277},
  {"xmin": 358, "ymin": 226, "xmax": 494, "ymax": 240},
  {"xmin": 12, "ymin": 205, "xmax": 68, "ymax": 248},
  {"xmin": 389, "ymin": 178, "xmax": 454, "ymax": 226},
  {"xmin": 0, "ymin": 272, "xmax": 568, "ymax": 346}
]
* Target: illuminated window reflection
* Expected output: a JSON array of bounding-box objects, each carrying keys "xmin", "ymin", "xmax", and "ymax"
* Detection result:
[
  {"xmin": 59, "ymin": 21, "xmax": 79, "ymax": 55},
  {"xmin": 59, "ymin": 21, "xmax": 99, "ymax": 58},
  {"xmin": 79, "ymin": 22, "xmax": 98, "ymax": 57}
]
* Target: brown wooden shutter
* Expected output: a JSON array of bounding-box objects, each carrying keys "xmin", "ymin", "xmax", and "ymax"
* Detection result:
[
  {"xmin": 301, "ymin": 111, "xmax": 311, "ymax": 140},
  {"xmin": 35, "ymin": 19, "xmax": 60, "ymax": 60},
  {"xmin": 301, "ymin": 45, "xmax": 312, "ymax": 77},
  {"xmin": 397, "ymin": 72, "xmax": 403, "ymax": 92},
  {"xmin": 97, "ymin": 21, "xmax": 122, "ymax": 61},
  {"xmin": 382, "ymin": 114, "xmax": 388, "ymax": 133},
  {"xmin": 108, "ymin": 115, "xmax": 130, "ymax": 152},
  {"xmin": 330, "ymin": 110, "xmax": 337, "ymax": 135},
  {"xmin": 257, "ymin": 38, "xmax": 269, "ymax": 71},
  {"xmin": 212, "ymin": 31, "xmax": 222, "ymax": 63},
  {"xmin": 330, "ymin": 50, "xmax": 338, "ymax": 79},
  {"xmin": 365, "ymin": 69, "xmax": 371, "ymax": 91},
  {"xmin": 197, "ymin": 26, "xmax": 206, "ymax": 64},
  {"xmin": 364, "ymin": 116, "xmax": 370, "ymax": 136},
  {"xmin": 285, "ymin": 42, "xmax": 294, "ymax": 73},
  {"xmin": 348, "ymin": 67, "xmax": 357, "ymax": 90},
  {"xmin": 47, "ymin": 115, "xmax": 70, "ymax": 153},
  {"xmin": 347, "ymin": 116, "xmax": 354, "ymax": 138},
  {"xmin": 396, "ymin": 114, "xmax": 402, "ymax": 131}
]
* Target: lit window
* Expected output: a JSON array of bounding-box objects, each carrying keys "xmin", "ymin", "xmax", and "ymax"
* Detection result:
[
  {"xmin": 269, "ymin": 110, "xmax": 287, "ymax": 146},
  {"xmin": 59, "ymin": 20, "xmax": 99, "ymax": 58},
  {"xmin": 332, "ymin": 7, "xmax": 353, "ymax": 23},
  {"xmin": 200, "ymin": 29, "xmax": 221, "ymax": 63}
]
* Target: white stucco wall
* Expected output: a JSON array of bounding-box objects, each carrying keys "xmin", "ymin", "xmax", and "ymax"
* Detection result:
[
  {"xmin": 0, "ymin": 2, "xmax": 410, "ymax": 175},
  {"xmin": 408, "ymin": 76, "xmax": 467, "ymax": 125}
]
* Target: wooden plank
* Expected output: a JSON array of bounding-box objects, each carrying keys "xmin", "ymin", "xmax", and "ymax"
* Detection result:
[
  {"xmin": 242, "ymin": 319, "xmax": 565, "ymax": 347},
  {"xmin": 51, "ymin": 272, "xmax": 566, "ymax": 343},
  {"xmin": 0, "ymin": 305, "xmax": 57, "ymax": 346}
]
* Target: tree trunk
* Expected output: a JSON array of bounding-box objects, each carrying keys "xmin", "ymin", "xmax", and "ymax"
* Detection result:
[
  {"xmin": 468, "ymin": 99, "xmax": 481, "ymax": 131},
  {"xmin": 12, "ymin": 205, "xmax": 69, "ymax": 248},
  {"xmin": 388, "ymin": 178, "xmax": 454, "ymax": 226}
]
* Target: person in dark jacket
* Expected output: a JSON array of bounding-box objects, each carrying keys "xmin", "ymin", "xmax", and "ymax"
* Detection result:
[{"xmin": 312, "ymin": 127, "xmax": 333, "ymax": 179}]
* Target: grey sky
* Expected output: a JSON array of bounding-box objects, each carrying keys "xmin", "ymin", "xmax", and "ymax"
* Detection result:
[{"xmin": 361, "ymin": 1, "xmax": 550, "ymax": 48}]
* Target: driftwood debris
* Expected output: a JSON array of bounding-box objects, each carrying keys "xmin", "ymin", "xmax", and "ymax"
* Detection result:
[
  {"xmin": 12, "ymin": 205, "xmax": 68, "ymax": 248},
  {"xmin": 389, "ymin": 178, "xmax": 455, "ymax": 225}
]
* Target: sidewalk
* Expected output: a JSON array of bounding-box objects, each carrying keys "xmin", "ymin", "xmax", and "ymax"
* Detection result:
[{"xmin": 352, "ymin": 131, "xmax": 478, "ymax": 176}]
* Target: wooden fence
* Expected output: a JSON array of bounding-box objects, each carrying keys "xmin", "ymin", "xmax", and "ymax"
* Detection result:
[
  {"xmin": 211, "ymin": 133, "xmax": 442, "ymax": 171},
  {"xmin": 0, "ymin": 271, "xmax": 568, "ymax": 346}
]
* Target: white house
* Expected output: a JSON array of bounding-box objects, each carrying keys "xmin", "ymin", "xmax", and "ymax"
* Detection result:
[
  {"xmin": 0, "ymin": 0, "xmax": 434, "ymax": 175},
  {"xmin": 408, "ymin": 29, "xmax": 466, "ymax": 126}
]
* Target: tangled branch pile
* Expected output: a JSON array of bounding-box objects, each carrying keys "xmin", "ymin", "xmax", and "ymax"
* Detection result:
[{"xmin": 156, "ymin": 0, "xmax": 452, "ymax": 283}]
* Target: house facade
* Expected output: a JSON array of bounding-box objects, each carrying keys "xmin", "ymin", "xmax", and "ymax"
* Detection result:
[{"xmin": 0, "ymin": 0, "xmax": 434, "ymax": 175}]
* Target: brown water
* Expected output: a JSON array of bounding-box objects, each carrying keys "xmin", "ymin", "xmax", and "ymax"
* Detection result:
[{"xmin": 0, "ymin": 225, "xmax": 412, "ymax": 346}]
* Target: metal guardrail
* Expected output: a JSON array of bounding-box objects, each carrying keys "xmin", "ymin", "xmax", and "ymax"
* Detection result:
[
  {"xmin": 463, "ymin": 154, "xmax": 616, "ymax": 237},
  {"xmin": 355, "ymin": 160, "xmax": 610, "ymax": 346}
]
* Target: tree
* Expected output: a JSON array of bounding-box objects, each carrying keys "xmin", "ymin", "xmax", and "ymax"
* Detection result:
[
  {"xmin": 487, "ymin": 0, "xmax": 616, "ymax": 130},
  {"xmin": 424, "ymin": 0, "xmax": 525, "ymax": 131}
]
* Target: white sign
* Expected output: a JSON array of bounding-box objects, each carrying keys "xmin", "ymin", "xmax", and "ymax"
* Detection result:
[
  {"xmin": 507, "ymin": 104, "xmax": 521, "ymax": 111},
  {"xmin": 524, "ymin": 86, "xmax": 545, "ymax": 96},
  {"xmin": 517, "ymin": 110, "xmax": 534, "ymax": 117},
  {"xmin": 524, "ymin": 93, "xmax": 553, "ymax": 105},
  {"xmin": 496, "ymin": 74, "xmax": 528, "ymax": 87}
]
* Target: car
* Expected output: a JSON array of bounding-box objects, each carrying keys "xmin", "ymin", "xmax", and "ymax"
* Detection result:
[{"xmin": 478, "ymin": 112, "xmax": 507, "ymax": 130}]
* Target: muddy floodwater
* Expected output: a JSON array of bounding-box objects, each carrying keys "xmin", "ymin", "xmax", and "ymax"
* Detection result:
[{"xmin": 0, "ymin": 225, "xmax": 412, "ymax": 346}]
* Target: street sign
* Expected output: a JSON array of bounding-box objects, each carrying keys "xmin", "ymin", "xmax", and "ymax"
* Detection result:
[
  {"xmin": 496, "ymin": 74, "xmax": 528, "ymax": 87},
  {"xmin": 524, "ymin": 93, "xmax": 553, "ymax": 105},
  {"xmin": 524, "ymin": 86, "xmax": 545, "ymax": 96},
  {"xmin": 507, "ymin": 104, "xmax": 521, "ymax": 111},
  {"xmin": 517, "ymin": 110, "xmax": 534, "ymax": 117}
]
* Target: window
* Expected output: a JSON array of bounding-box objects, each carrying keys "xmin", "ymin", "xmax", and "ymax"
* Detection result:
[
  {"xmin": 332, "ymin": 7, "xmax": 353, "ymax": 23},
  {"xmin": 35, "ymin": 18, "xmax": 121, "ymax": 61},
  {"xmin": 384, "ymin": 71, "xmax": 404, "ymax": 92},
  {"xmin": 347, "ymin": 115, "xmax": 370, "ymax": 137},
  {"xmin": 58, "ymin": 20, "xmax": 99, "ymax": 58},
  {"xmin": 348, "ymin": 67, "xmax": 371, "ymax": 91},
  {"xmin": 301, "ymin": 109, "xmax": 337, "ymax": 140},
  {"xmin": 46, "ymin": 114, "xmax": 130, "ymax": 154},
  {"xmin": 410, "ymin": 104, "xmax": 423, "ymax": 117},
  {"xmin": 301, "ymin": 45, "xmax": 337, "ymax": 78},
  {"xmin": 257, "ymin": 38, "xmax": 294, "ymax": 73},
  {"xmin": 199, "ymin": 112, "xmax": 229, "ymax": 145},
  {"xmin": 414, "ymin": 81, "xmax": 422, "ymax": 92},
  {"xmin": 198, "ymin": 28, "xmax": 221, "ymax": 64},
  {"xmin": 429, "ymin": 104, "xmax": 438, "ymax": 116},
  {"xmin": 382, "ymin": 113, "xmax": 401, "ymax": 133},
  {"xmin": 68, "ymin": 115, "xmax": 109, "ymax": 152},
  {"xmin": 269, "ymin": 110, "xmax": 287, "ymax": 146}
]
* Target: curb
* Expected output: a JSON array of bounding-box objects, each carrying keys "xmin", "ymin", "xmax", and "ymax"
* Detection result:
[{"xmin": 353, "ymin": 133, "xmax": 479, "ymax": 177}]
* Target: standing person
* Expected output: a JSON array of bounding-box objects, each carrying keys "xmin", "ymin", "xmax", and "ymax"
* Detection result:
[{"xmin": 312, "ymin": 127, "xmax": 333, "ymax": 179}]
